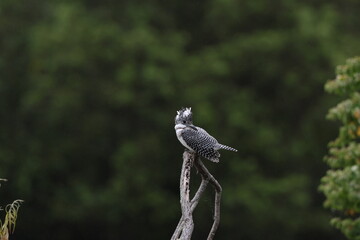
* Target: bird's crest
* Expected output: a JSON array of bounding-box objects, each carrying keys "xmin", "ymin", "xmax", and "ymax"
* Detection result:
[{"xmin": 175, "ymin": 107, "xmax": 193, "ymax": 124}]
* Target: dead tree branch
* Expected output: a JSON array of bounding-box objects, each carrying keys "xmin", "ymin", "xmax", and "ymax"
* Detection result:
[
  {"xmin": 171, "ymin": 151, "xmax": 222, "ymax": 240},
  {"xmin": 194, "ymin": 156, "xmax": 222, "ymax": 240}
]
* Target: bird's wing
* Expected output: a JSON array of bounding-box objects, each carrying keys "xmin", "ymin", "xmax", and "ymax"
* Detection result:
[{"xmin": 182, "ymin": 127, "xmax": 220, "ymax": 162}]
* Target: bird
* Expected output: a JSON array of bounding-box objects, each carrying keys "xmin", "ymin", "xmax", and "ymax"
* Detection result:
[{"xmin": 174, "ymin": 107, "xmax": 237, "ymax": 162}]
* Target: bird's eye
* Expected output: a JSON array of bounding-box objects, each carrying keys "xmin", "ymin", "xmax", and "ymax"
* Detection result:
[{"xmin": 183, "ymin": 120, "xmax": 186, "ymax": 124}]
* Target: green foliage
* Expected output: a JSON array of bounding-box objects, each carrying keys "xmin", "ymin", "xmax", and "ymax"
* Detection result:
[
  {"xmin": 320, "ymin": 57, "xmax": 360, "ymax": 239},
  {"xmin": 331, "ymin": 218, "xmax": 360, "ymax": 240},
  {"xmin": 325, "ymin": 58, "xmax": 360, "ymax": 95}
]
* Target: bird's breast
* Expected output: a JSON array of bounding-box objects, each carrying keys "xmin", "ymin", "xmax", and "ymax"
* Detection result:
[
  {"xmin": 174, "ymin": 124, "xmax": 185, "ymax": 137},
  {"xmin": 174, "ymin": 124, "xmax": 194, "ymax": 151}
]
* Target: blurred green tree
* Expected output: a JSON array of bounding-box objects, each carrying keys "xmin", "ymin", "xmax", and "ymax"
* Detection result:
[
  {"xmin": 0, "ymin": 0, "xmax": 359, "ymax": 239},
  {"xmin": 320, "ymin": 57, "xmax": 360, "ymax": 240}
]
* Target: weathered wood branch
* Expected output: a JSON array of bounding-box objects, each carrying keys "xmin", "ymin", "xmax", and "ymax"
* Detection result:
[
  {"xmin": 171, "ymin": 174, "xmax": 209, "ymax": 239},
  {"xmin": 194, "ymin": 156, "xmax": 222, "ymax": 240},
  {"xmin": 171, "ymin": 151, "xmax": 222, "ymax": 240},
  {"xmin": 179, "ymin": 151, "xmax": 194, "ymax": 240}
]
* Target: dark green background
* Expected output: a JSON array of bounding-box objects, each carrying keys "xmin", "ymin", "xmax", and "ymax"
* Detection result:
[{"xmin": 0, "ymin": 0, "xmax": 359, "ymax": 239}]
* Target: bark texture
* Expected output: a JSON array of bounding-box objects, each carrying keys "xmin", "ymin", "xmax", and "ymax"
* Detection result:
[{"xmin": 171, "ymin": 151, "xmax": 222, "ymax": 240}]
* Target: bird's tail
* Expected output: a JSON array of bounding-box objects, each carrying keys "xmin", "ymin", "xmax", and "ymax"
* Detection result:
[{"xmin": 218, "ymin": 144, "xmax": 238, "ymax": 152}]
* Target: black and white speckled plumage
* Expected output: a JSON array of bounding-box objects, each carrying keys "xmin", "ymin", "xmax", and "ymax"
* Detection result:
[{"xmin": 174, "ymin": 107, "xmax": 237, "ymax": 163}]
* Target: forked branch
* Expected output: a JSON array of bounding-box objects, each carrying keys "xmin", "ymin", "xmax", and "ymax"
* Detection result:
[{"xmin": 171, "ymin": 151, "xmax": 222, "ymax": 240}]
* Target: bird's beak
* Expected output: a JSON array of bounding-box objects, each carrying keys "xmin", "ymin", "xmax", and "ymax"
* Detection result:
[{"xmin": 187, "ymin": 124, "xmax": 198, "ymax": 131}]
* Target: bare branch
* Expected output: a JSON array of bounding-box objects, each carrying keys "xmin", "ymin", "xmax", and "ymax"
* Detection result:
[
  {"xmin": 180, "ymin": 151, "xmax": 194, "ymax": 240},
  {"xmin": 172, "ymin": 175, "xmax": 209, "ymax": 240},
  {"xmin": 190, "ymin": 177, "xmax": 209, "ymax": 211},
  {"xmin": 171, "ymin": 151, "xmax": 222, "ymax": 240},
  {"xmin": 194, "ymin": 157, "xmax": 222, "ymax": 240}
]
